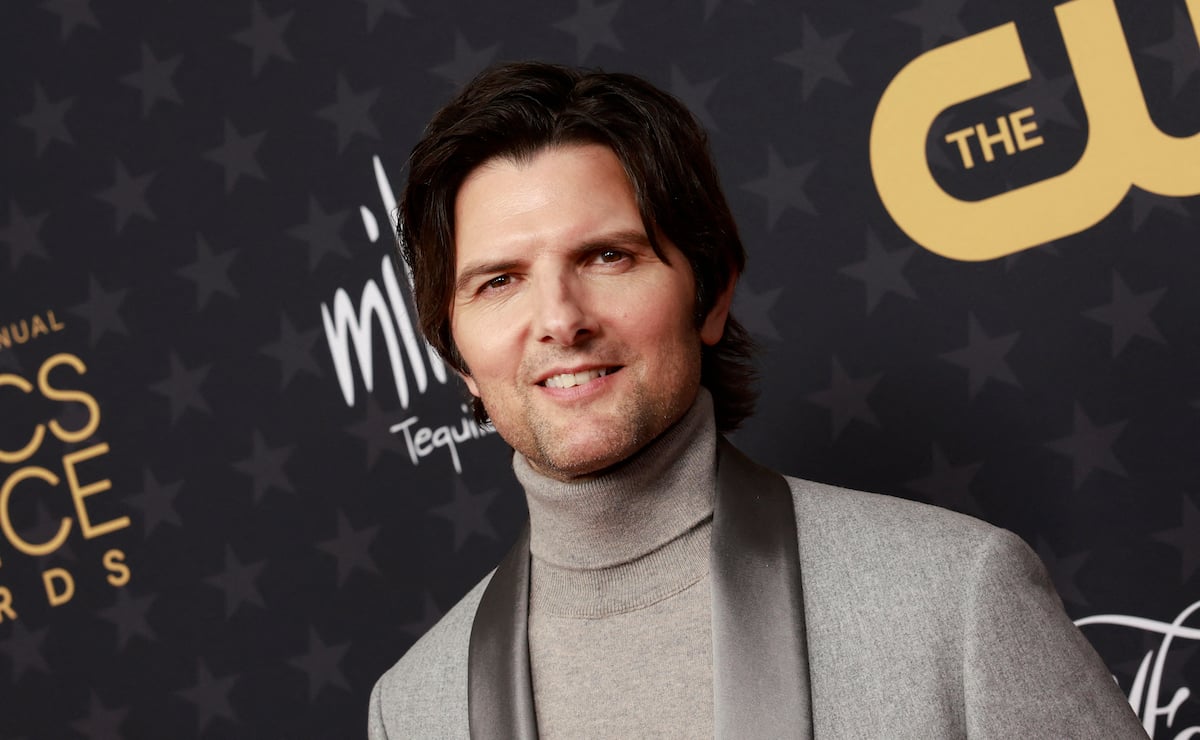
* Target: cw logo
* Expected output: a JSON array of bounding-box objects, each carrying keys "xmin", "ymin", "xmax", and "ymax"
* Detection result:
[{"xmin": 870, "ymin": 0, "xmax": 1200, "ymax": 261}]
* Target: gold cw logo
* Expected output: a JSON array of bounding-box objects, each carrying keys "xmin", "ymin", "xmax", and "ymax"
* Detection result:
[{"xmin": 870, "ymin": 0, "xmax": 1200, "ymax": 261}]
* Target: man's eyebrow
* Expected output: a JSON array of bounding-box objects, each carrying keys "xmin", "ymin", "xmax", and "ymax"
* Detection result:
[
  {"xmin": 453, "ymin": 230, "xmax": 655, "ymax": 295},
  {"xmin": 455, "ymin": 259, "xmax": 523, "ymax": 295}
]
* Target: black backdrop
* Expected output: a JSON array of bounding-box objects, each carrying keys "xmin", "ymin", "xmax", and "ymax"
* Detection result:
[{"xmin": 2, "ymin": 0, "xmax": 1199, "ymax": 737}]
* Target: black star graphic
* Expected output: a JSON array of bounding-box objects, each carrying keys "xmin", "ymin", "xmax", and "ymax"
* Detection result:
[
  {"xmin": 741, "ymin": 145, "xmax": 816, "ymax": 230},
  {"xmin": 1144, "ymin": 6, "xmax": 1200, "ymax": 97},
  {"xmin": 669, "ymin": 65, "xmax": 721, "ymax": 133},
  {"xmin": 1045, "ymin": 404, "xmax": 1127, "ymax": 490},
  {"xmin": 0, "ymin": 622, "xmax": 50, "ymax": 682},
  {"xmin": 1153, "ymin": 494, "xmax": 1200, "ymax": 583},
  {"xmin": 1128, "ymin": 188, "xmax": 1190, "ymax": 231},
  {"xmin": 69, "ymin": 692, "xmax": 129, "ymax": 740},
  {"xmin": 805, "ymin": 357, "xmax": 883, "ymax": 438},
  {"xmin": 554, "ymin": 0, "xmax": 624, "ymax": 62},
  {"xmin": 1082, "ymin": 272, "xmax": 1166, "ymax": 357},
  {"xmin": 838, "ymin": 229, "xmax": 917, "ymax": 314},
  {"xmin": 124, "ymin": 468, "xmax": 183, "ymax": 537},
  {"xmin": 204, "ymin": 119, "xmax": 267, "ymax": 192},
  {"xmin": 776, "ymin": 16, "xmax": 852, "ymax": 101},
  {"xmin": 177, "ymin": 235, "xmax": 238, "ymax": 310},
  {"xmin": 233, "ymin": 430, "xmax": 294, "ymax": 503},
  {"xmin": 894, "ymin": 0, "xmax": 967, "ymax": 50},
  {"xmin": 360, "ymin": 0, "xmax": 410, "ymax": 32},
  {"xmin": 430, "ymin": 478, "xmax": 500, "ymax": 552},
  {"xmin": 346, "ymin": 396, "xmax": 408, "ymax": 469},
  {"xmin": 999, "ymin": 61, "xmax": 1079, "ymax": 129},
  {"xmin": 120, "ymin": 43, "xmax": 182, "ymax": 116},
  {"xmin": 18, "ymin": 84, "xmax": 74, "ymax": 155},
  {"xmin": 0, "ymin": 201, "xmax": 50, "ymax": 269},
  {"xmin": 40, "ymin": 0, "xmax": 99, "ymax": 40},
  {"xmin": 231, "ymin": 1, "xmax": 294, "ymax": 76},
  {"xmin": 94, "ymin": 160, "xmax": 156, "ymax": 234},
  {"xmin": 317, "ymin": 75, "xmax": 381, "ymax": 152},
  {"xmin": 289, "ymin": 627, "xmax": 352, "ymax": 700},
  {"xmin": 176, "ymin": 660, "xmax": 238, "ymax": 735},
  {"xmin": 399, "ymin": 592, "xmax": 443, "ymax": 639},
  {"xmin": 429, "ymin": 32, "xmax": 500, "ymax": 88},
  {"xmin": 317, "ymin": 510, "xmax": 381, "ymax": 586},
  {"xmin": 69, "ymin": 274, "xmax": 129, "ymax": 346},
  {"xmin": 732, "ymin": 281, "xmax": 782, "ymax": 341},
  {"xmin": 1035, "ymin": 538, "xmax": 1090, "ymax": 609},
  {"xmin": 205, "ymin": 545, "xmax": 267, "ymax": 618},
  {"xmin": 940, "ymin": 313, "xmax": 1021, "ymax": 399},
  {"xmin": 261, "ymin": 313, "xmax": 323, "ymax": 388},
  {"xmin": 150, "ymin": 353, "xmax": 211, "ymax": 424},
  {"xmin": 97, "ymin": 589, "xmax": 157, "ymax": 650},
  {"xmin": 287, "ymin": 196, "xmax": 352, "ymax": 270},
  {"xmin": 905, "ymin": 444, "xmax": 983, "ymax": 516}
]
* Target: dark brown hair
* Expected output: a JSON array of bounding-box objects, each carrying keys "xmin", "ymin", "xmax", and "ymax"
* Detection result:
[{"xmin": 397, "ymin": 61, "xmax": 757, "ymax": 431}]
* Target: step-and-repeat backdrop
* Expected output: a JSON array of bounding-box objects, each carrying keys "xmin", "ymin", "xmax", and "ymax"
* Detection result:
[{"xmin": 3, "ymin": 0, "xmax": 1198, "ymax": 736}]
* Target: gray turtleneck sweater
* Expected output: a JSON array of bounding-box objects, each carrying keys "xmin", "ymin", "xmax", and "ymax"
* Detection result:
[{"xmin": 514, "ymin": 390, "xmax": 718, "ymax": 738}]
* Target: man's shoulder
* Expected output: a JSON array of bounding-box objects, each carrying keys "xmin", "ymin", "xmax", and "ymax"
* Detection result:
[{"xmin": 368, "ymin": 572, "xmax": 492, "ymax": 738}]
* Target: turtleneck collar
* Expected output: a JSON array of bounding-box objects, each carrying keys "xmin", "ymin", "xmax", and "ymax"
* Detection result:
[{"xmin": 514, "ymin": 387, "xmax": 717, "ymax": 571}]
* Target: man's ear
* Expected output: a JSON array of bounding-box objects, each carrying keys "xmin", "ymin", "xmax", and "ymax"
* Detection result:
[
  {"xmin": 700, "ymin": 273, "xmax": 737, "ymax": 347},
  {"xmin": 459, "ymin": 369, "xmax": 481, "ymax": 397}
]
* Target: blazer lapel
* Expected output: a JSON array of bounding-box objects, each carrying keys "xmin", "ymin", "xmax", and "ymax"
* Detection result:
[{"xmin": 466, "ymin": 440, "xmax": 814, "ymax": 739}]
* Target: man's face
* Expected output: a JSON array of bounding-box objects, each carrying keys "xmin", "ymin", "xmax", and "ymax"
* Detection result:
[{"xmin": 450, "ymin": 144, "xmax": 731, "ymax": 480}]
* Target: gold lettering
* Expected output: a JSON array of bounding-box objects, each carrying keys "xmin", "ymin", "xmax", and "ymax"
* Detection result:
[
  {"xmin": 10, "ymin": 321, "xmax": 29, "ymax": 344},
  {"xmin": 47, "ymin": 310, "xmax": 65, "ymax": 331},
  {"xmin": 104, "ymin": 549, "xmax": 130, "ymax": 587},
  {"xmin": 944, "ymin": 127, "xmax": 978, "ymax": 168},
  {"xmin": 0, "ymin": 374, "xmax": 46, "ymax": 464},
  {"xmin": 0, "ymin": 467, "xmax": 71, "ymax": 556},
  {"xmin": 0, "ymin": 586, "xmax": 15, "ymax": 622},
  {"xmin": 63, "ymin": 443, "xmax": 128, "ymax": 539},
  {"xmin": 1010, "ymin": 107, "xmax": 1043, "ymax": 150},
  {"xmin": 975, "ymin": 115, "xmax": 1015, "ymax": 163},
  {"xmin": 38, "ymin": 353, "xmax": 100, "ymax": 444},
  {"xmin": 0, "ymin": 326, "xmax": 9, "ymax": 350},
  {"xmin": 30, "ymin": 316, "xmax": 49, "ymax": 338},
  {"xmin": 43, "ymin": 567, "xmax": 74, "ymax": 606}
]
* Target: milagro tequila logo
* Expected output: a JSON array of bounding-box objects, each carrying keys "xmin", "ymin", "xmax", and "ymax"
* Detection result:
[
  {"xmin": 1077, "ymin": 599, "xmax": 1200, "ymax": 738},
  {"xmin": 319, "ymin": 156, "xmax": 496, "ymax": 474}
]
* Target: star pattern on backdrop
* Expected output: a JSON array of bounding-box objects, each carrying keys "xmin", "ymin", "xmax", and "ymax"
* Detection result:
[
  {"xmin": 317, "ymin": 75, "xmax": 381, "ymax": 152},
  {"xmin": 805, "ymin": 357, "xmax": 883, "ymax": 438},
  {"xmin": 905, "ymin": 444, "xmax": 983, "ymax": 516},
  {"xmin": 399, "ymin": 592, "xmax": 444, "ymax": 640},
  {"xmin": 893, "ymin": 0, "xmax": 967, "ymax": 50},
  {"xmin": 1, "ymin": 202, "xmax": 50, "ymax": 269},
  {"xmin": 741, "ymin": 145, "xmax": 816, "ymax": 230},
  {"xmin": 94, "ymin": 160, "xmax": 156, "ymax": 234},
  {"xmin": 288, "ymin": 196, "xmax": 352, "ymax": 269},
  {"xmin": 289, "ymin": 627, "xmax": 352, "ymax": 700},
  {"xmin": 317, "ymin": 511, "xmax": 382, "ymax": 586},
  {"xmin": 150, "ymin": 353, "xmax": 212, "ymax": 424},
  {"xmin": 39, "ymin": 0, "xmax": 100, "ymax": 40},
  {"xmin": 124, "ymin": 468, "xmax": 183, "ymax": 537},
  {"xmin": 1143, "ymin": 6, "xmax": 1200, "ymax": 97},
  {"xmin": 204, "ymin": 119, "xmax": 267, "ymax": 193},
  {"xmin": 1045, "ymin": 404, "xmax": 1128, "ymax": 490},
  {"xmin": 97, "ymin": 589, "xmax": 158, "ymax": 651},
  {"xmin": 120, "ymin": 43, "xmax": 182, "ymax": 116},
  {"xmin": 999, "ymin": 61, "xmax": 1079, "ymax": 129},
  {"xmin": 733, "ymin": 281, "xmax": 782, "ymax": 341},
  {"xmin": 1082, "ymin": 272, "xmax": 1166, "ymax": 357},
  {"xmin": 0, "ymin": 622, "xmax": 51, "ymax": 682},
  {"xmin": 232, "ymin": 430, "xmax": 295, "ymax": 503},
  {"xmin": 69, "ymin": 274, "xmax": 129, "ymax": 346},
  {"xmin": 554, "ymin": 0, "xmax": 624, "ymax": 62},
  {"xmin": 1152, "ymin": 494, "xmax": 1200, "ymax": 583},
  {"xmin": 69, "ymin": 692, "xmax": 129, "ymax": 740},
  {"xmin": 430, "ymin": 32, "xmax": 501, "ymax": 88},
  {"xmin": 1035, "ymin": 538, "xmax": 1091, "ymax": 609},
  {"xmin": 359, "ymin": 0, "xmax": 410, "ymax": 32},
  {"xmin": 204, "ymin": 545, "xmax": 268, "ymax": 618},
  {"xmin": 177, "ymin": 235, "xmax": 238, "ymax": 310},
  {"xmin": 176, "ymin": 660, "xmax": 239, "ymax": 735},
  {"xmin": 940, "ymin": 313, "xmax": 1022, "ymax": 400},
  {"xmin": 260, "ymin": 313, "xmax": 323, "ymax": 388},
  {"xmin": 669, "ymin": 64, "xmax": 722, "ymax": 132},
  {"xmin": 231, "ymin": 1, "xmax": 295, "ymax": 76},
  {"xmin": 18, "ymin": 84, "xmax": 74, "ymax": 155},
  {"xmin": 346, "ymin": 396, "xmax": 410, "ymax": 469},
  {"xmin": 1129, "ymin": 187, "xmax": 1191, "ymax": 231},
  {"xmin": 429, "ymin": 478, "xmax": 500, "ymax": 551},
  {"xmin": 775, "ymin": 16, "xmax": 852, "ymax": 101},
  {"xmin": 838, "ymin": 229, "xmax": 917, "ymax": 314}
]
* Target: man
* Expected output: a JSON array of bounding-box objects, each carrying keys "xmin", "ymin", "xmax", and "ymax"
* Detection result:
[{"xmin": 369, "ymin": 62, "xmax": 1143, "ymax": 738}]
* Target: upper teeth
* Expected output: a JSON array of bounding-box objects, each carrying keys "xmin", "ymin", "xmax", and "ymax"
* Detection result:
[{"xmin": 544, "ymin": 368, "xmax": 610, "ymax": 389}]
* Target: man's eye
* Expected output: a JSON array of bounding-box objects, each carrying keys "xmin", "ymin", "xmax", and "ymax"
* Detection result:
[
  {"xmin": 597, "ymin": 249, "xmax": 626, "ymax": 263},
  {"xmin": 483, "ymin": 274, "xmax": 510, "ymax": 291}
]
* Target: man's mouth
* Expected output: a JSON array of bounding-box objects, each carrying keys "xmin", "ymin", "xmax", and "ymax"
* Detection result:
[{"xmin": 540, "ymin": 367, "xmax": 621, "ymax": 389}]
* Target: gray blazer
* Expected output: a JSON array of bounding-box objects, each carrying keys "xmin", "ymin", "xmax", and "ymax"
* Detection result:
[{"xmin": 369, "ymin": 476, "xmax": 1144, "ymax": 738}]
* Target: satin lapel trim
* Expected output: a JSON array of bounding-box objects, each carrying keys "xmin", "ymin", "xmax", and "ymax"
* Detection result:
[
  {"xmin": 468, "ymin": 524, "xmax": 538, "ymax": 740},
  {"xmin": 712, "ymin": 439, "xmax": 814, "ymax": 739}
]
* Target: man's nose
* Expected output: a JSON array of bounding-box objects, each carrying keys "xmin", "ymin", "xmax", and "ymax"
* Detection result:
[{"xmin": 533, "ymin": 275, "xmax": 595, "ymax": 346}]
